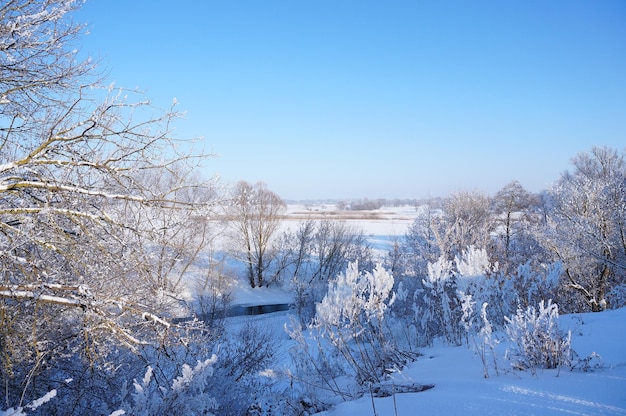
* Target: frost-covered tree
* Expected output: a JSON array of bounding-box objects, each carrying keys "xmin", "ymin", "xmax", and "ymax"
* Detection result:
[
  {"xmin": 228, "ymin": 181, "xmax": 286, "ymax": 288},
  {"xmin": 542, "ymin": 146, "xmax": 626, "ymax": 311},
  {"xmin": 130, "ymin": 167, "xmax": 220, "ymax": 295},
  {"xmin": 0, "ymin": 0, "xmax": 216, "ymax": 409},
  {"xmin": 432, "ymin": 191, "xmax": 494, "ymax": 261},
  {"xmin": 492, "ymin": 180, "xmax": 544, "ymax": 274},
  {"xmin": 312, "ymin": 219, "xmax": 373, "ymax": 284},
  {"xmin": 0, "ymin": 0, "xmax": 93, "ymax": 119},
  {"xmin": 493, "ymin": 181, "xmax": 532, "ymax": 258},
  {"xmin": 270, "ymin": 218, "xmax": 316, "ymax": 287},
  {"xmin": 402, "ymin": 203, "xmax": 442, "ymax": 277}
]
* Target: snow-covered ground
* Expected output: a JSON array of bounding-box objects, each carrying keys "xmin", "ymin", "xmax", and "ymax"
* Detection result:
[
  {"xmin": 319, "ymin": 307, "xmax": 626, "ymax": 415},
  {"xmin": 281, "ymin": 204, "xmax": 419, "ymax": 258},
  {"xmin": 282, "ymin": 204, "xmax": 419, "ymax": 238},
  {"xmin": 228, "ymin": 288, "xmax": 626, "ymax": 415},
  {"xmin": 230, "ymin": 293, "xmax": 626, "ymax": 413},
  {"xmin": 230, "ymin": 281, "xmax": 295, "ymax": 306}
]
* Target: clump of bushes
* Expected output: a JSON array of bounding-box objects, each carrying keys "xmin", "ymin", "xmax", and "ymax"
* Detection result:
[{"xmin": 504, "ymin": 299, "xmax": 573, "ymax": 375}]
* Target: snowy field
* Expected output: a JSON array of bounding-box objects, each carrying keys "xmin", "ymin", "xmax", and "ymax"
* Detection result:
[
  {"xmin": 283, "ymin": 204, "xmax": 420, "ymax": 237},
  {"xmin": 228, "ymin": 205, "xmax": 626, "ymax": 415},
  {"xmin": 282, "ymin": 203, "xmax": 420, "ymax": 255}
]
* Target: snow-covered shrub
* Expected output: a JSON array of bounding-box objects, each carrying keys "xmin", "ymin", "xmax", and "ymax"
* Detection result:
[
  {"xmin": 572, "ymin": 351, "xmax": 603, "ymax": 372},
  {"xmin": 414, "ymin": 247, "xmax": 502, "ymax": 346},
  {"xmin": 291, "ymin": 275, "xmax": 328, "ymax": 326},
  {"xmin": 454, "ymin": 246, "xmax": 505, "ymax": 325},
  {"xmin": 474, "ymin": 303, "xmax": 500, "ymax": 378},
  {"xmin": 284, "ymin": 317, "xmax": 343, "ymax": 411},
  {"xmin": 116, "ymin": 356, "xmax": 219, "ymax": 416},
  {"xmin": 387, "ymin": 278, "xmax": 422, "ymax": 352},
  {"xmin": 211, "ymin": 320, "xmax": 282, "ymax": 414},
  {"xmin": 607, "ymin": 284, "xmax": 626, "ymax": 309},
  {"xmin": 311, "ymin": 262, "xmax": 403, "ymax": 386},
  {"xmin": 219, "ymin": 320, "xmax": 279, "ymax": 382},
  {"xmin": 459, "ymin": 292, "xmax": 476, "ymax": 343},
  {"xmin": 1, "ymin": 390, "xmax": 57, "ymax": 416},
  {"xmin": 275, "ymin": 219, "xmax": 375, "ymax": 326},
  {"xmin": 455, "ymin": 246, "xmax": 490, "ymax": 340},
  {"xmin": 504, "ymin": 300, "xmax": 573, "ymax": 374},
  {"xmin": 416, "ymin": 257, "xmax": 461, "ymax": 345},
  {"xmin": 456, "ymin": 245, "xmax": 492, "ymax": 278}
]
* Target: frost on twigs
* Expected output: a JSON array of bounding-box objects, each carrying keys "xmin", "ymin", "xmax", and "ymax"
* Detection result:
[
  {"xmin": 0, "ymin": 389, "xmax": 57, "ymax": 416},
  {"xmin": 284, "ymin": 263, "xmax": 409, "ymax": 406},
  {"xmin": 311, "ymin": 262, "xmax": 406, "ymax": 386},
  {"xmin": 473, "ymin": 302, "xmax": 500, "ymax": 378},
  {"xmin": 315, "ymin": 262, "xmax": 395, "ymax": 339},
  {"xmin": 504, "ymin": 299, "xmax": 573, "ymax": 375},
  {"xmin": 0, "ymin": 0, "xmax": 218, "ymax": 412},
  {"xmin": 118, "ymin": 356, "xmax": 219, "ymax": 416}
]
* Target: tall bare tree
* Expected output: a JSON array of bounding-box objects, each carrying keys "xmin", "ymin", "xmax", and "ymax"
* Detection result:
[
  {"xmin": 312, "ymin": 219, "xmax": 371, "ymax": 284},
  {"xmin": 229, "ymin": 181, "xmax": 286, "ymax": 288},
  {"xmin": 492, "ymin": 180, "xmax": 542, "ymax": 273}
]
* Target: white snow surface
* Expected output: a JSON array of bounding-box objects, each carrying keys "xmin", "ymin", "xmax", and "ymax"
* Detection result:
[
  {"xmin": 282, "ymin": 204, "xmax": 419, "ymax": 238},
  {"xmin": 317, "ymin": 307, "xmax": 626, "ymax": 416},
  {"xmin": 230, "ymin": 280, "xmax": 294, "ymax": 306}
]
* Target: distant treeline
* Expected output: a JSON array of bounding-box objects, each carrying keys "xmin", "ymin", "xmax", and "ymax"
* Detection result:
[{"xmin": 337, "ymin": 198, "xmax": 429, "ymax": 210}]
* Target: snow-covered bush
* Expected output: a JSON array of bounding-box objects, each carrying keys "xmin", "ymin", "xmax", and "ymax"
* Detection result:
[
  {"xmin": 504, "ymin": 300, "xmax": 573, "ymax": 374},
  {"xmin": 274, "ymin": 219, "xmax": 375, "ymax": 326},
  {"xmin": 310, "ymin": 262, "xmax": 404, "ymax": 386},
  {"xmin": 607, "ymin": 284, "xmax": 626, "ymax": 309},
  {"xmin": 284, "ymin": 317, "xmax": 343, "ymax": 411},
  {"xmin": 415, "ymin": 256, "xmax": 461, "ymax": 345},
  {"xmin": 474, "ymin": 302, "xmax": 500, "ymax": 378},
  {"xmin": 0, "ymin": 390, "xmax": 57, "ymax": 416},
  {"xmin": 456, "ymin": 245, "xmax": 492, "ymax": 278},
  {"xmin": 387, "ymin": 278, "xmax": 423, "ymax": 352},
  {"xmin": 210, "ymin": 320, "xmax": 282, "ymax": 414},
  {"xmin": 455, "ymin": 246, "xmax": 499, "ymax": 339},
  {"xmin": 459, "ymin": 291, "xmax": 476, "ymax": 343},
  {"xmin": 116, "ymin": 356, "xmax": 219, "ymax": 416},
  {"xmin": 413, "ymin": 247, "xmax": 502, "ymax": 346},
  {"xmin": 291, "ymin": 275, "xmax": 327, "ymax": 327}
]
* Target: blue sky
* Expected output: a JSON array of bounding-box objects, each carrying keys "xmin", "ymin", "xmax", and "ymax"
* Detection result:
[{"xmin": 76, "ymin": 1, "xmax": 626, "ymax": 200}]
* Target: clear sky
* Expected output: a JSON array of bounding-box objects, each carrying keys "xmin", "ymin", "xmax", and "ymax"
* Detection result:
[{"xmin": 75, "ymin": 0, "xmax": 626, "ymax": 201}]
